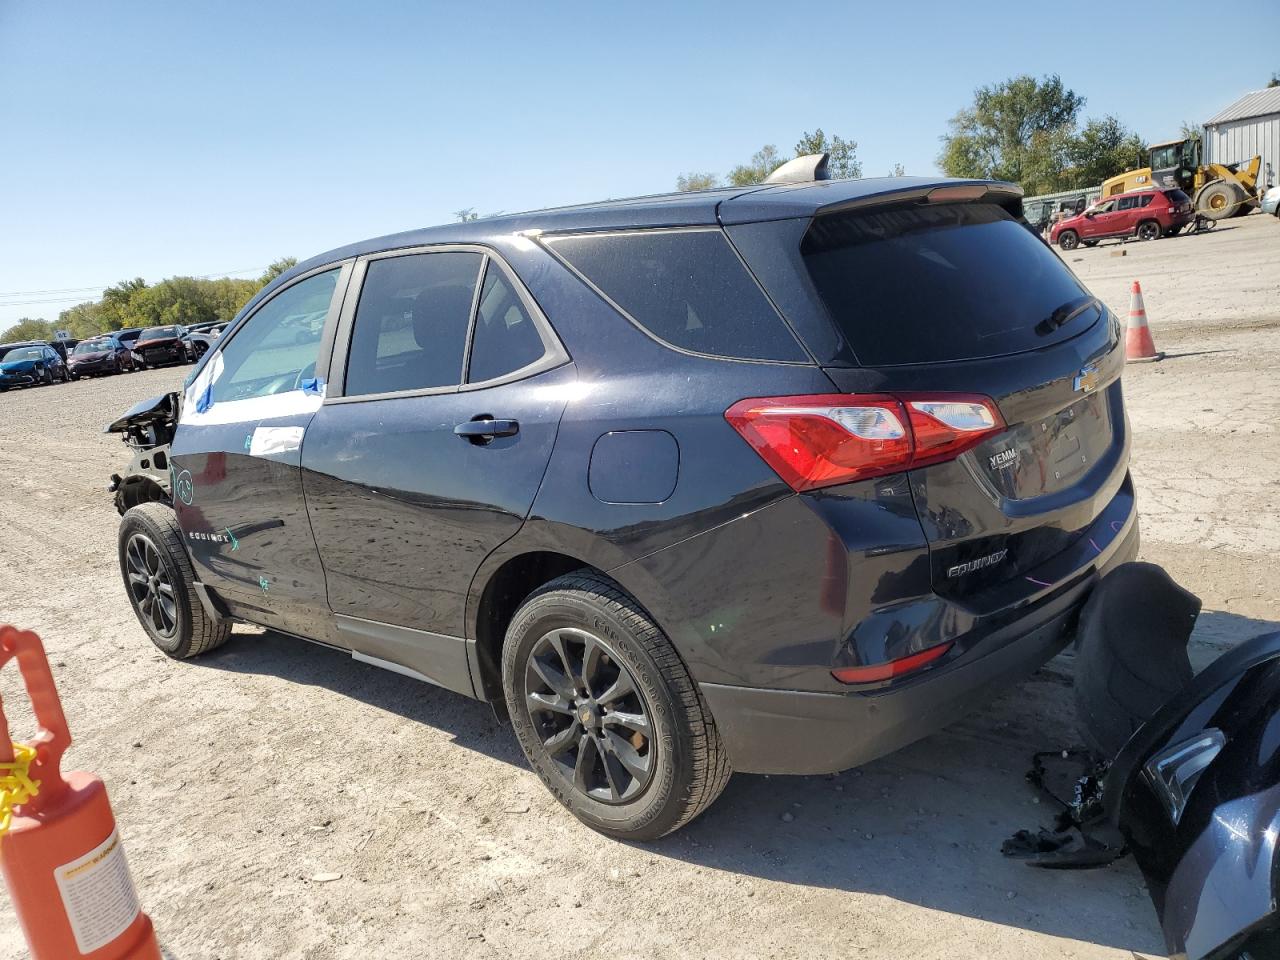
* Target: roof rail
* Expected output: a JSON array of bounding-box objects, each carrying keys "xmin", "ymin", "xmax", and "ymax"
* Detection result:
[{"xmin": 764, "ymin": 153, "xmax": 830, "ymax": 185}]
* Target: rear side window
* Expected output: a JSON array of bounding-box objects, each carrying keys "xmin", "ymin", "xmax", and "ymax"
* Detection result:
[
  {"xmin": 467, "ymin": 263, "xmax": 548, "ymax": 383},
  {"xmin": 345, "ymin": 252, "xmax": 483, "ymax": 397},
  {"xmin": 546, "ymin": 229, "xmax": 807, "ymax": 362},
  {"xmin": 802, "ymin": 203, "xmax": 1093, "ymax": 366},
  {"xmin": 1164, "ymin": 189, "xmax": 1190, "ymax": 204}
]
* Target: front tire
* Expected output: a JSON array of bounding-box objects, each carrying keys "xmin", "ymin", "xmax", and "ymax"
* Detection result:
[
  {"xmin": 502, "ymin": 571, "xmax": 731, "ymax": 840},
  {"xmin": 1057, "ymin": 229, "xmax": 1079, "ymax": 251},
  {"xmin": 118, "ymin": 502, "xmax": 231, "ymax": 659},
  {"xmin": 1196, "ymin": 180, "xmax": 1243, "ymax": 221}
]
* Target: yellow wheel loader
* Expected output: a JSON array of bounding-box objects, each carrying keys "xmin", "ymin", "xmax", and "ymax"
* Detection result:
[{"xmin": 1101, "ymin": 136, "xmax": 1261, "ymax": 221}]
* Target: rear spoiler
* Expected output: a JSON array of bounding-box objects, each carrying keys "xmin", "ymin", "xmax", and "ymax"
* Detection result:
[{"xmin": 814, "ymin": 181, "xmax": 1025, "ymax": 220}]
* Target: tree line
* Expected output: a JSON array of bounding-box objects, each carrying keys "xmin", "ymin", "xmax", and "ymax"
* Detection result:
[
  {"xmin": 676, "ymin": 74, "xmax": 1149, "ymax": 197},
  {"xmin": 1, "ymin": 258, "xmax": 298, "ymax": 344}
]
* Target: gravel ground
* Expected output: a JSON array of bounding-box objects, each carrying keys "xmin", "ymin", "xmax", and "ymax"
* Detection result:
[{"xmin": 1, "ymin": 212, "xmax": 1277, "ymax": 959}]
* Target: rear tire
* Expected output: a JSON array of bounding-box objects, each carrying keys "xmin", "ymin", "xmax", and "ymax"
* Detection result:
[
  {"xmin": 118, "ymin": 502, "xmax": 231, "ymax": 659},
  {"xmin": 502, "ymin": 570, "xmax": 731, "ymax": 840},
  {"xmin": 1136, "ymin": 220, "xmax": 1161, "ymax": 241},
  {"xmin": 1058, "ymin": 230, "xmax": 1079, "ymax": 251}
]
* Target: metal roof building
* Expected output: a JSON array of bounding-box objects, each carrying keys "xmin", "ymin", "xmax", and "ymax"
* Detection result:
[{"xmin": 1204, "ymin": 87, "xmax": 1280, "ymax": 186}]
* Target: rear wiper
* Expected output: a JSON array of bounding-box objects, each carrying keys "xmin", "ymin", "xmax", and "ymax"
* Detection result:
[{"xmin": 1037, "ymin": 296, "xmax": 1099, "ymax": 336}]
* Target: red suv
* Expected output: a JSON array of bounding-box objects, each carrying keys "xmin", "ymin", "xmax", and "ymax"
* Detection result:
[{"xmin": 1051, "ymin": 188, "xmax": 1193, "ymax": 250}]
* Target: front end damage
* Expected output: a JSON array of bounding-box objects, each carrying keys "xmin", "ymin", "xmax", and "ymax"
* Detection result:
[
  {"xmin": 105, "ymin": 392, "xmax": 180, "ymax": 515},
  {"xmin": 1004, "ymin": 562, "xmax": 1280, "ymax": 959}
]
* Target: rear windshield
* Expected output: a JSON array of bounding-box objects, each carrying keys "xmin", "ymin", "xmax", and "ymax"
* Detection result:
[
  {"xmin": 546, "ymin": 229, "xmax": 807, "ymax": 362},
  {"xmin": 1163, "ymin": 189, "xmax": 1191, "ymax": 204},
  {"xmin": 801, "ymin": 203, "xmax": 1095, "ymax": 366}
]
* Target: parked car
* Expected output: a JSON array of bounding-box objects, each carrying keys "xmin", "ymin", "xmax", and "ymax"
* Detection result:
[
  {"xmin": 68, "ymin": 335, "xmax": 137, "ymax": 378},
  {"xmin": 1051, "ymin": 187, "xmax": 1194, "ymax": 250},
  {"xmin": 131, "ymin": 325, "xmax": 192, "ymax": 368},
  {"xmin": 1261, "ymin": 184, "xmax": 1280, "ymax": 218},
  {"xmin": 0, "ymin": 343, "xmax": 68, "ymax": 389},
  {"xmin": 108, "ymin": 167, "xmax": 1137, "ymax": 840},
  {"xmin": 181, "ymin": 322, "xmax": 225, "ymax": 360},
  {"xmin": 112, "ymin": 327, "xmax": 144, "ymax": 363}
]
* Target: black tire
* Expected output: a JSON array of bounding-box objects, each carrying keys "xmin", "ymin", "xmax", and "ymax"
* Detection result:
[
  {"xmin": 37, "ymin": 365, "xmax": 50, "ymax": 385},
  {"xmin": 1073, "ymin": 562, "xmax": 1200, "ymax": 757},
  {"xmin": 1164, "ymin": 225, "xmax": 1183, "ymax": 237},
  {"xmin": 1082, "ymin": 239, "xmax": 1099, "ymax": 247},
  {"xmin": 502, "ymin": 570, "xmax": 731, "ymax": 840},
  {"xmin": 118, "ymin": 502, "xmax": 231, "ymax": 659},
  {"xmin": 1196, "ymin": 180, "xmax": 1243, "ymax": 221},
  {"xmin": 60, "ymin": 365, "xmax": 69, "ymax": 382},
  {"xmin": 1136, "ymin": 220, "xmax": 1161, "ymax": 241},
  {"xmin": 1057, "ymin": 230, "xmax": 1079, "ymax": 251}
]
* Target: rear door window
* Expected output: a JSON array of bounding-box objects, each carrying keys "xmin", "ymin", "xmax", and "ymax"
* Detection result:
[
  {"xmin": 801, "ymin": 203, "xmax": 1094, "ymax": 366},
  {"xmin": 545, "ymin": 228, "xmax": 807, "ymax": 362},
  {"xmin": 344, "ymin": 252, "xmax": 483, "ymax": 397}
]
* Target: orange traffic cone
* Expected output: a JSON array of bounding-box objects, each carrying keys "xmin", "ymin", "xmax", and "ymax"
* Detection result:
[
  {"xmin": 0, "ymin": 625, "xmax": 161, "ymax": 960},
  {"xmin": 1125, "ymin": 281, "xmax": 1163, "ymax": 363}
]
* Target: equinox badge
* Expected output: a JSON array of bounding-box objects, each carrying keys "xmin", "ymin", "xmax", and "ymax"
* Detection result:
[{"xmin": 947, "ymin": 549, "xmax": 1008, "ymax": 578}]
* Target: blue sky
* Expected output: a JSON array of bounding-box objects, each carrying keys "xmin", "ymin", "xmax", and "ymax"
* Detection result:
[{"xmin": 1, "ymin": 0, "xmax": 1273, "ymax": 330}]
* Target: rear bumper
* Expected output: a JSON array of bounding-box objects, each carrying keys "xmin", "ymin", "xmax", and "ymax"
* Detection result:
[{"xmin": 699, "ymin": 504, "xmax": 1139, "ymax": 775}]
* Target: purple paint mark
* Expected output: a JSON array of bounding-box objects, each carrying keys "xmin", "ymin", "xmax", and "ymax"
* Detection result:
[
  {"xmin": 1089, "ymin": 538, "xmax": 1102, "ymax": 554},
  {"xmin": 1110, "ymin": 520, "xmax": 1124, "ymax": 533},
  {"xmin": 1025, "ymin": 575, "xmax": 1053, "ymax": 587}
]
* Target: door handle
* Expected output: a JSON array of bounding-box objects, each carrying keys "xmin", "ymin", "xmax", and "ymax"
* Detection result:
[{"xmin": 454, "ymin": 418, "xmax": 519, "ymax": 442}]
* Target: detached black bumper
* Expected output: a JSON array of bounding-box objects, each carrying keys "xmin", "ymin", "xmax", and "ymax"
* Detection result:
[{"xmin": 700, "ymin": 510, "xmax": 1140, "ymax": 775}]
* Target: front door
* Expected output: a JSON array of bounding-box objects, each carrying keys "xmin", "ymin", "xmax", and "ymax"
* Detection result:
[
  {"xmin": 173, "ymin": 262, "xmax": 351, "ymax": 644},
  {"xmin": 1082, "ymin": 199, "xmax": 1119, "ymax": 238},
  {"xmin": 301, "ymin": 248, "xmax": 571, "ymax": 693}
]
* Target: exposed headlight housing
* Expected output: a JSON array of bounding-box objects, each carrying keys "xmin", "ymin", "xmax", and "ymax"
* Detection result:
[{"xmin": 1143, "ymin": 728, "xmax": 1227, "ymax": 825}]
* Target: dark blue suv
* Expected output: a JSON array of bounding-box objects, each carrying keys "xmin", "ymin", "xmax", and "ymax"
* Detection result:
[{"xmin": 111, "ymin": 162, "xmax": 1137, "ymax": 839}]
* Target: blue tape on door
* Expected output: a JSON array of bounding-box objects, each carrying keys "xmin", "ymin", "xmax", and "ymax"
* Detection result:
[
  {"xmin": 195, "ymin": 383, "xmax": 213, "ymax": 414},
  {"xmin": 300, "ymin": 377, "xmax": 324, "ymax": 396}
]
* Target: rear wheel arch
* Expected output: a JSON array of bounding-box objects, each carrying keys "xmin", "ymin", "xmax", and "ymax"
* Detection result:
[{"xmin": 471, "ymin": 550, "xmax": 614, "ymax": 699}]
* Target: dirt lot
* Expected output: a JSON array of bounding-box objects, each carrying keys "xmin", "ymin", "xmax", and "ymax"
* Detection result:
[{"xmin": 1, "ymin": 213, "xmax": 1277, "ymax": 959}]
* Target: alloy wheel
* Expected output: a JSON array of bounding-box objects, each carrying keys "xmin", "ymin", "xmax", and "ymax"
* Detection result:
[
  {"xmin": 523, "ymin": 627, "xmax": 654, "ymax": 804},
  {"xmin": 125, "ymin": 533, "xmax": 178, "ymax": 637}
]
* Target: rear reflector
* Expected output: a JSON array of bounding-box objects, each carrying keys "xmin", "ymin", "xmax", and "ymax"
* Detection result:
[
  {"xmin": 726, "ymin": 392, "xmax": 1003, "ymax": 491},
  {"xmin": 831, "ymin": 642, "xmax": 953, "ymax": 684}
]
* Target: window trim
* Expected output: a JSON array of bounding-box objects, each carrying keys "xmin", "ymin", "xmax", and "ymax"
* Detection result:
[
  {"xmin": 538, "ymin": 226, "xmax": 813, "ymax": 366},
  {"xmin": 325, "ymin": 243, "xmax": 568, "ymax": 404},
  {"xmin": 201, "ymin": 258, "xmax": 353, "ymax": 400}
]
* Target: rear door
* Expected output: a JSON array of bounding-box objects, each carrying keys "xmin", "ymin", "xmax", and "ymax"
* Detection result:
[
  {"xmin": 173, "ymin": 262, "xmax": 351, "ymax": 643},
  {"xmin": 789, "ymin": 200, "xmax": 1129, "ymax": 601},
  {"xmin": 301, "ymin": 246, "xmax": 571, "ymax": 694}
]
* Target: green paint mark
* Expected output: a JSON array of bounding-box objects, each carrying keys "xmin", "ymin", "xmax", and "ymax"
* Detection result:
[
  {"xmin": 244, "ymin": 434, "xmax": 252, "ymax": 451},
  {"xmin": 259, "ymin": 576, "xmax": 270, "ymax": 594},
  {"xmin": 225, "ymin": 527, "xmax": 239, "ymax": 551}
]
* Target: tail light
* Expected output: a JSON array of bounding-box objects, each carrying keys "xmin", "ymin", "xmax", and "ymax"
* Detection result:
[{"xmin": 726, "ymin": 392, "xmax": 1004, "ymax": 492}]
